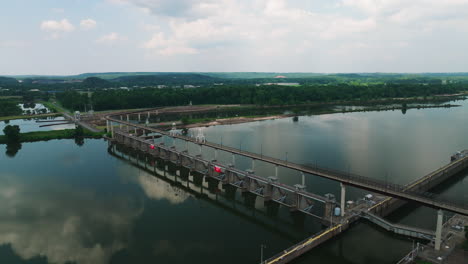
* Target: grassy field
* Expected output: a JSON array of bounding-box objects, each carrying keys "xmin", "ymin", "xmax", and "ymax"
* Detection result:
[
  {"xmin": 40, "ymin": 100, "xmax": 68, "ymax": 114},
  {"xmin": 0, "ymin": 96, "xmax": 22, "ymax": 99},
  {"xmin": 0, "ymin": 128, "xmax": 104, "ymax": 144}
]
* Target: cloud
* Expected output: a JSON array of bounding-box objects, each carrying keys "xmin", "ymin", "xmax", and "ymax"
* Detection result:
[
  {"xmin": 40, "ymin": 19, "xmax": 75, "ymax": 32},
  {"xmin": 107, "ymin": 0, "xmax": 218, "ymax": 19},
  {"xmin": 80, "ymin": 19, "xmax": 97, "ymax": 30},
  {"xmin": 40, "ymin": 19, "xmax": 75, "ymax": 39},
  {"xmin": 20, "ymin": 0, "xmax": 468, "ymax": 72},
  {"xmin": 0, "ymin": 174, "xmax": 142, "ymax": 264},
  {"xmin": 143, "ymin": 32, "xmax": 198, "ymax": 55},
  {"xmin": 96, "ymin": 32, "xmax": 128, "ymax": 43}
]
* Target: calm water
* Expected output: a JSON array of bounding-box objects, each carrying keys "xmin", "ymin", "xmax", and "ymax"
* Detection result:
[
  {"xmin": 1, "ymin": 100, "xmax": 467, "ymax": 264},
  {"xmin": 0, "ymin": 116, "xmax": 75, "ymax": 135}
]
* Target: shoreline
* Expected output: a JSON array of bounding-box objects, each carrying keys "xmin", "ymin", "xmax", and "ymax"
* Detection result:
[
  {"xmin": 179, "ymin": 103, "xmax": 461, "ymax": 129},
  {"xmin": 0, "ymin": 129, "xmax": 104, "ymax": 144},
  {"xmin": 0, "ymin": 113, "xmax": 60, "ymax": 122}
]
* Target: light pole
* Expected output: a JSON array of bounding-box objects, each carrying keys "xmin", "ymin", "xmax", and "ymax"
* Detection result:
[{"xmin": 260, "ymin": 244, "xmax": 267, "ymax": 264}]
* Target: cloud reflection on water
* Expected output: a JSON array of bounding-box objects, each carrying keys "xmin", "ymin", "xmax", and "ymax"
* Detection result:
[{"xmin": 0, "ymin": 174, "xmax": 142, "ymax": 264}]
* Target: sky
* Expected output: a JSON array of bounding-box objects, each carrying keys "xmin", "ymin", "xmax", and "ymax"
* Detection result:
[{"xmin": 2, "ymin": 0, "xmax": 468, "ymax": 75}]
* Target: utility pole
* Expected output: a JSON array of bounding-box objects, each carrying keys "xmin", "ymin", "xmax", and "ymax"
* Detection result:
[{"xmin": 260, "ymin": 244, "xmax": 267, "ymax": 264}]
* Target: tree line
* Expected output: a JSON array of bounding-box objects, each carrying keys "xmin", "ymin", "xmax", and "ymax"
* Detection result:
[
  {"xmin": 0, "ymin": 99, "xmax": 22, "ymax": 117},
  {"xmin": 56, "ymin": 83, "xmax": 466, "ymax": 111}
]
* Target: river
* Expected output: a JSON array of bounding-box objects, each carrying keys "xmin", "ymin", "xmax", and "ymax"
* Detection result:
[{"xmin": 0, "ymin": 99, "xmax": 467, "ymax": 264}]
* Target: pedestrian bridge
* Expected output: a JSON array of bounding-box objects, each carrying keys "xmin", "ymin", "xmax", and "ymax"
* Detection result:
[{"xmin": 361, "ymin": 211, "xmax": 435, "ymax": 241}]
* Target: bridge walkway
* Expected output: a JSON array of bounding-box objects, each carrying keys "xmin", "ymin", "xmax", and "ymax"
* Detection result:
[
  {"xmin": 107, "ymin": 117, "xmax": 468, "ymax": 216},
  {"xmin": 360, "ymin": 211, "xmax": 435, "ymax": 241}
]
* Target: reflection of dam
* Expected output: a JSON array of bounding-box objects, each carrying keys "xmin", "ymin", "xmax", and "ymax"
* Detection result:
[
  {"xmin": 105, "ymin": 109, "xmax": 468, "ymax": 264},
  {"xmin": 108, "ymin": 144, "xmax": 323, "ymax": 241}
]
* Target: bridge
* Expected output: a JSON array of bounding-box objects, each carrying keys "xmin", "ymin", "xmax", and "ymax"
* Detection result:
[
  {"xmin": 360, "ymin": 211, "xmax": 435, "ymax": 241},
  {"xmin": 104, "ymin": 109, "xmax": 468, "ymax": 263},
  {"xmin": 105, "ymin": 114, "xmax": 468, "ymax": 216}
]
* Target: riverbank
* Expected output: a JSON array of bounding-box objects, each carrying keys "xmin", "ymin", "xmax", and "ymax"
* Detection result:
[
  {"xmin": 0, "ymin": 129, "xmax": 104, "ymax": 144},
  {"xmin": 179, "ymin": 103, "xmax": 461, "ymax": 129},
  {"xmin": 0, "ymin": 113, "xmax": 60, "ymax": 122}
]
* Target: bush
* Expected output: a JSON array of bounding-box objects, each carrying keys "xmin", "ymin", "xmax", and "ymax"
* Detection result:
[{"xmin": 3, "ymin": 125, "xmax": 20, "ymax": 142}]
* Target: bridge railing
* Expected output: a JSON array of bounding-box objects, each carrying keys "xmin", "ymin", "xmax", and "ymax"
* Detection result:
[{"xmin": 110, "ymin": 120, "xmax": 468, "ymax": 213}]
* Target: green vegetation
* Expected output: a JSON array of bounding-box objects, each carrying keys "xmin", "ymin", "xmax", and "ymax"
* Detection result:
[
  {"xmin": 3, "ymin": 72, "xmax": 468, "ymax": 113},
  {"xmin": 39, "ymin": 100, "xmax": 61, "ymax": 113},
  {"xmin": 56, "ymin": 91, "xmax": 89, "ymax": 111},
  {"xmin": 55, "ymin": 83, "xmax": 467, "ymax": 111},
  {"xmin": 0, "ymin": 127, "xmax": 104, "ymax": 144},
  {"xmin": 3, "ymin": 125, "xmax": 20, "ymax": 142},
  {"xmin": 0, "ymin": 99, "xmax": 22, "ymax": 117},
  {"xmin": 0, "ymin": 113, "xmax": 60, "ymax": 122}
]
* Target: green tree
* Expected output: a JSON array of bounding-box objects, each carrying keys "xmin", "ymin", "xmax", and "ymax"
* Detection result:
[
  {"xmin": 75, "ymin": 125, "xmax": 84, "ymax": 137},
  {"xmin": 3, "ymin": 125, "xmax": 20, "ymax": 142},
  {"xmin": 181, "ymin": 116, "xmax": 189, "ymax": 126}
]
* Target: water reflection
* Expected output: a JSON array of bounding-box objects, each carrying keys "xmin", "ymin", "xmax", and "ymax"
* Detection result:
[
  {"xmin": 75, "ymin": 137, "xmax": 85, "ymax": 147},
  {"xmin": 5, "ymin": 142, "xmax": 22, "ymax": 158},
  {"xmin": 0, "ymin": 151, "xmax": 143, "ymax": 264},
  {"xmin": 0, "ymin": 116, "xmax": 75, "ymax": 135}
]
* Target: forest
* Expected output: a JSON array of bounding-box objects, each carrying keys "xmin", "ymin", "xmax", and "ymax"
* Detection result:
[
  {"xmin": 56, "ymin": 83, "xmax": 466, "ymax": 111},
  {"xmin": 0, "ymin": 99, "xmax": 22, "ymax": 117}
]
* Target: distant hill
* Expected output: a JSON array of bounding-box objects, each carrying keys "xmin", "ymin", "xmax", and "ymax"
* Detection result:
[
  {"xmin": 112, "ymin": 73, "xmax": 220, "ymax": 85},
  {"xmin": 83, "ymin": 77, "xmax": 110, "ymax": 88},
  {"xmin": 0, "ymin": 76, "xmax": 18, "ymax": 85}
]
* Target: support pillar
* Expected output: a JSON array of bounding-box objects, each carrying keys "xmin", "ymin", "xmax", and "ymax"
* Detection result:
[
  {"xmin": 275, "ymin": 166, "xmax": 278, "ymax": 177},
  {"xmin": 127, "ymin": 115, "xmax": 129, "ymax": 122},
  {"xmin": 119, "ymin": 116, "xmax": 123, "ymax": 129},
  {"xmin": 111, "ymin": 121, "xmax": 114, "ymax": 138},
  {"xmin": 252, "ymin": 159, "xmax": 255, "ymax": 171},
  {"xmin": 301, "ymin": 172, "xmax": 305, "ymax": 186},
  {"xmin": 232, "ymin": 154, "xmax": 235, "ymax": 166},
  {"xmin": 435, "ymin": 209, "xmax": 443, "ymax": 251},
  {"xmin": 340, "ymin": 183, "xmax": 346, "ymax": 217},
  {"xmin": 147, "ymin": 112, "xmax": 150, "ymax": 119},
  {"xmin": 138, "ymin": 113, "xmax": 141, "ymax": 122},
  {"xmin": 106, "ymin": 120, "xmax": 109, "ymax": 133}
]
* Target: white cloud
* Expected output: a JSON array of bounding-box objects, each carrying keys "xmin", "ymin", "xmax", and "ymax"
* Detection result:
[
  {"xmin": 0, "ymin": 175, "xmax": 142, "ymax": 264},
  {"xmin": 80, "ymin": 19, "xmax": 97, "ymax": 30},
  {"xmin": 143, "ymin": 32, "xmax": 198, "ymax": 55},
  {"xmin": 40, "ymin": 19, "xmax": 75, "ymax": 32},
  {"xmin": 96, "ymin": 32, "xmax": 128, "ymax": 43},
  {"xmin": 19, "ymin": 0, "xmax": 468, "ymax": 72},
  {"xmin": 40, "ymin": 19, "xmax": 75, "ymax": 39}
]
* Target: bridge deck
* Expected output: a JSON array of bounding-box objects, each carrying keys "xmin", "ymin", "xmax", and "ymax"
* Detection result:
[{"xmin": 107, "ymin": 117, "xmax": 468, "ymax": 216}]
